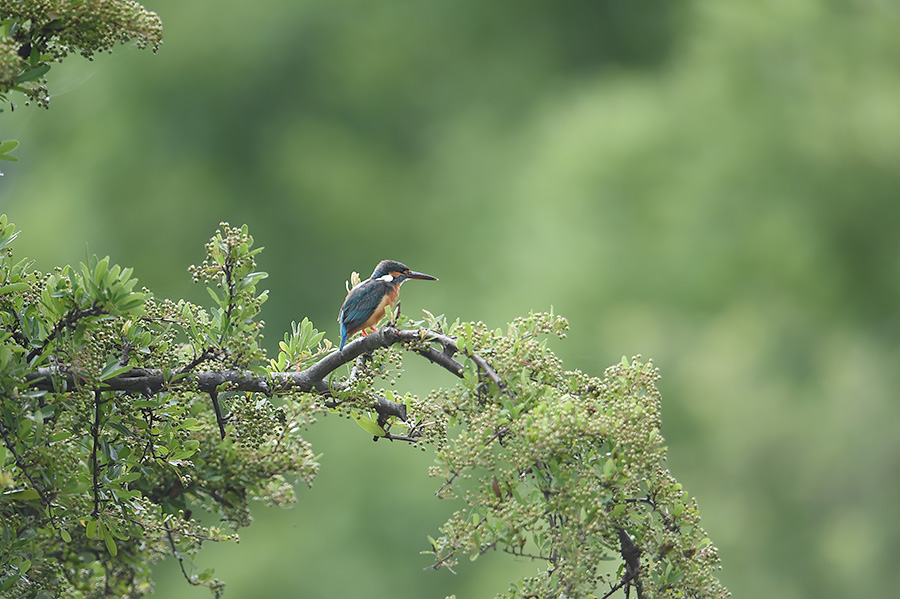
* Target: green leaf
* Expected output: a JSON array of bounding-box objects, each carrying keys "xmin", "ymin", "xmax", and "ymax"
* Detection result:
[
  {"xmin": 131, "ymin": 399, "xmax": 159, "ymax": 409},
  {"xmin": 2, "ymin": 488, "xmax": 40, "ymax": 501},
  {"xmin": 60, "ymin": 528, "xmax": 72, "ymax": 543},
  {"xmin": 108, "ymin": 421, "xmax": 133, "ymax": 437},
  {"xmin": 0, "ymin": 281, "xmax": 29, "ymax": 294},
  {"xmin": 16, "ymin": 64, "xmax": 50, "ymax": 84},
  {"xmin": 240, "ymin": 271, "xmax": 268, "ymax": 287},
  {"xmin": 100, "ymin": 359, "xmax": 133, "ymax": 381},
  {"xmin": 351, "ymin": 412, "xmax": 385, "ymax": 437},
  {"xmin": 178, "ymin": 418, "xmax": 201, "ymax": 430},
  {"xmin": 603, "ymin": 457, "xmax": 616, "ymax": 478},
  {"xmin": 59, "ymin": 480, "xmax": 88, "ymax": 496},
  {"xmin": 169, "ymin": 449, "xmax": 197, "ymax": 461},
  {"xmin": 93, "ymin": 256, "xmax": 109, "ymax": 288},
  {"xmin": 116, "ymin": 472, "xmax": 141, "ymax": 484},
  {"xmin": 103, "ymin": 527, "xmax": 118, "ymax": 556},
  {"xmin": 105, "ymin": 518, "xmax": 128, "ymax": 540},
  {"xmin": 86, "ymin": 519, "xmax": 97, "ymax": 539},
  {"xmin": 206, "ymin": 285, "xmax": 224, "ymax": 307},
  {"xmin": 198, "ymin": 568, "xmax": 215, "ymax": 582},
  {"xmin": 0, "ymin": 139, "xmax": 18, "ymax": 162},
  {"xmin": 0, "ymin": 139, "xmax": 19, "ymax": 154}
]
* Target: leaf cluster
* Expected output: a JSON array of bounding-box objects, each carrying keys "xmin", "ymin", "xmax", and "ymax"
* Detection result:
[
  {"xmin": 185, "ymin": 222, "xmax": 271, "ymax": 372},
  {"xmin": 0, "ymin": 0, "xmax": 163, "ymax": 109}
]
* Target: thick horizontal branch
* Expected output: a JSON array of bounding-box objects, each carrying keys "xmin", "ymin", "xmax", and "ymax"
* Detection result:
[
  {"xmin": 23, "ymin": 325, "xmax": 498, "ymax": 430},
  {"xmin": 25, "ymin": 326, "xmax": 478, "ymax": 394}
]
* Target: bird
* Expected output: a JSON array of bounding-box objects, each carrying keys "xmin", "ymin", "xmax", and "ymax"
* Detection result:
[{"xmin": 338, "ymin": 259, "xmax": 437, "ymax": 350}]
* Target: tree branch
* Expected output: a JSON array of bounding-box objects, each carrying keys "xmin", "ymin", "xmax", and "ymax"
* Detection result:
[
  {"xmin": 622, "ymin": 496, "xmax": 679, "ymax": 532},
  {"xmin": 7, "ymin": 307, "xmax": 31, "ymax": 349},
  {"xmin": 177, "ymin": 348, "xmax": 220, "ymax": 377},
  {"xmin": 26, "ymin": 302, "xmax": 106, "ymax": 362},
  {"xmin": 616, "ymin": 527, "xmax": 644, "ymax": 599},
  {"xmin": 209, "ymin": 390, "xmax": 228, "ymax": 440},
  {"xmin": 91, "ymin": 390, "xmax": 103, "ymax": 518},
  {"xmin": 165, "ymin": 524, "xmax": 205, "ymax": 589},
  {"xmin": 23, "ymin": 325, "xmax": 501, "ymax": 437},
  {"xmin": 0, "ymin": 412, "xmax": 56, "ymax": 520}
]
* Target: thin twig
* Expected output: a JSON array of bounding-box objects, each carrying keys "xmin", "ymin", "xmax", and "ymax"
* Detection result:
[
  {"xmin": 378, "ymin": 431, "xmax": 419, "ymax": 443},
  {"xmin": 91, "ymin": 390, "xmax": 103, "ymax": 518},
  {"xmin": 599, "ymin": 579, "xmax": 627, "ymax": 599},
  {"xmin": 177, "ymin": 348, "xmax": 218, "ymax": 377},
  {"xmin": 165, "ymin": 524, "xmax": 203, "ymax": 588},
  {"xmin": 209, "ymin": 390, "xmax": 228, "ymax": 440},
  {"xmin": 7, "ymin": 307, "xmax": 31, "ymax": 348},
  {"xmin": 26, "ymin": 302, "xmax": 105, "ymax": 362},
  {"xmin": 622, "ymin": 496, "xmax": 679, "ymax": 531},
  {"xmin": 499, "ymin": 546, "xmax": 550, "ymax": 561},
  {"xmin": 0, "ymin": 411, "xmax": 56, "ymax": 524}
]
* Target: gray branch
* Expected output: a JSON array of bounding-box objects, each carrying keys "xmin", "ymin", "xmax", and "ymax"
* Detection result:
[{"xmin": 24, "ymin": 325, "xmax": 500, "ymax": 438}]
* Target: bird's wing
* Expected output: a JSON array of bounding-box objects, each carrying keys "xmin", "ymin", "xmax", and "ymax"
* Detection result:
[{"xmin": 339, "ymin": 279, "xmax": 390, "ymax": 334}]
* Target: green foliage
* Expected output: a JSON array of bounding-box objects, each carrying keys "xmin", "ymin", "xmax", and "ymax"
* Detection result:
[
  {"xmin": 187, "ymin": 223, "xmax": 269, "ymax": 371},
  {"xmin": 0, "ymin": 219, "xmax": 319, "ymax": 598},
  {"xmin": 268, "ymin": 317, "xmax": 330, "ymax": 372},
  {"xmin": 0, "ymin": 217, "xmax": 726, "ymax": 598},
  {"xmin": 0, "ymin": 0, "xmax": 163, "ymax": 109},
  {"xmin": 408, "ymin": 316, "xmax": 727, "ymax": 598}
]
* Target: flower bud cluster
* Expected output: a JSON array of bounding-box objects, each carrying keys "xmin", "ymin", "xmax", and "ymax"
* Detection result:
[{"xmin": 0, "ymin": 1, "xmax": 163, "ymax": 107}]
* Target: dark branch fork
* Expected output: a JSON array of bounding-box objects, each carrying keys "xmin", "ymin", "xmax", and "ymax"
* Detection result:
[{"xmin": 26, "ymin": 302, "xmax": 107, "ymax": 362}]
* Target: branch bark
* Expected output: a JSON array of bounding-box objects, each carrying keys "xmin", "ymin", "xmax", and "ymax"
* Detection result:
[
  {"xmin": 24, "ymin": 325, "xmax": 498, "ymax": 437},
  {"xmin": 616, "ymin": 527, "xmax": 645, "ymax": 599},
  {"xmin": 90, "ymin": 390, "xmax": 105, "ymax": 519}
]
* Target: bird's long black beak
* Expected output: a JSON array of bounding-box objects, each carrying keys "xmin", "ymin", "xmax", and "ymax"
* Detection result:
[{"xmin": 407, "ymin": 270, "xmax": 438, "ymax": 281}]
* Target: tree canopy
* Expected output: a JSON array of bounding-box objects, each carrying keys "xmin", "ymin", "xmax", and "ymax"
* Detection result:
[{"xmin": 0, "ymin": 218, "xmax": 727, "ymax": 598}]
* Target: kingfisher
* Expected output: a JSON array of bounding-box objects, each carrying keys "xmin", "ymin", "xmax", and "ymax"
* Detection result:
[{"xmin": 338, "ymin": 260, "xmax": 438, "ymax": 350}]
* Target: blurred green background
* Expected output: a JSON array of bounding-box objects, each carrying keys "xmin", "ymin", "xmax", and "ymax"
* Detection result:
[{"xmin": 3, "ymin": 0, "xmax": 900, "ymax": 597}]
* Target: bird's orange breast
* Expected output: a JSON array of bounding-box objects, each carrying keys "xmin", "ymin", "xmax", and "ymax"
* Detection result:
[{"xmin": 353, "ymin": 284, "xmax": 400, "ymax": 335}]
